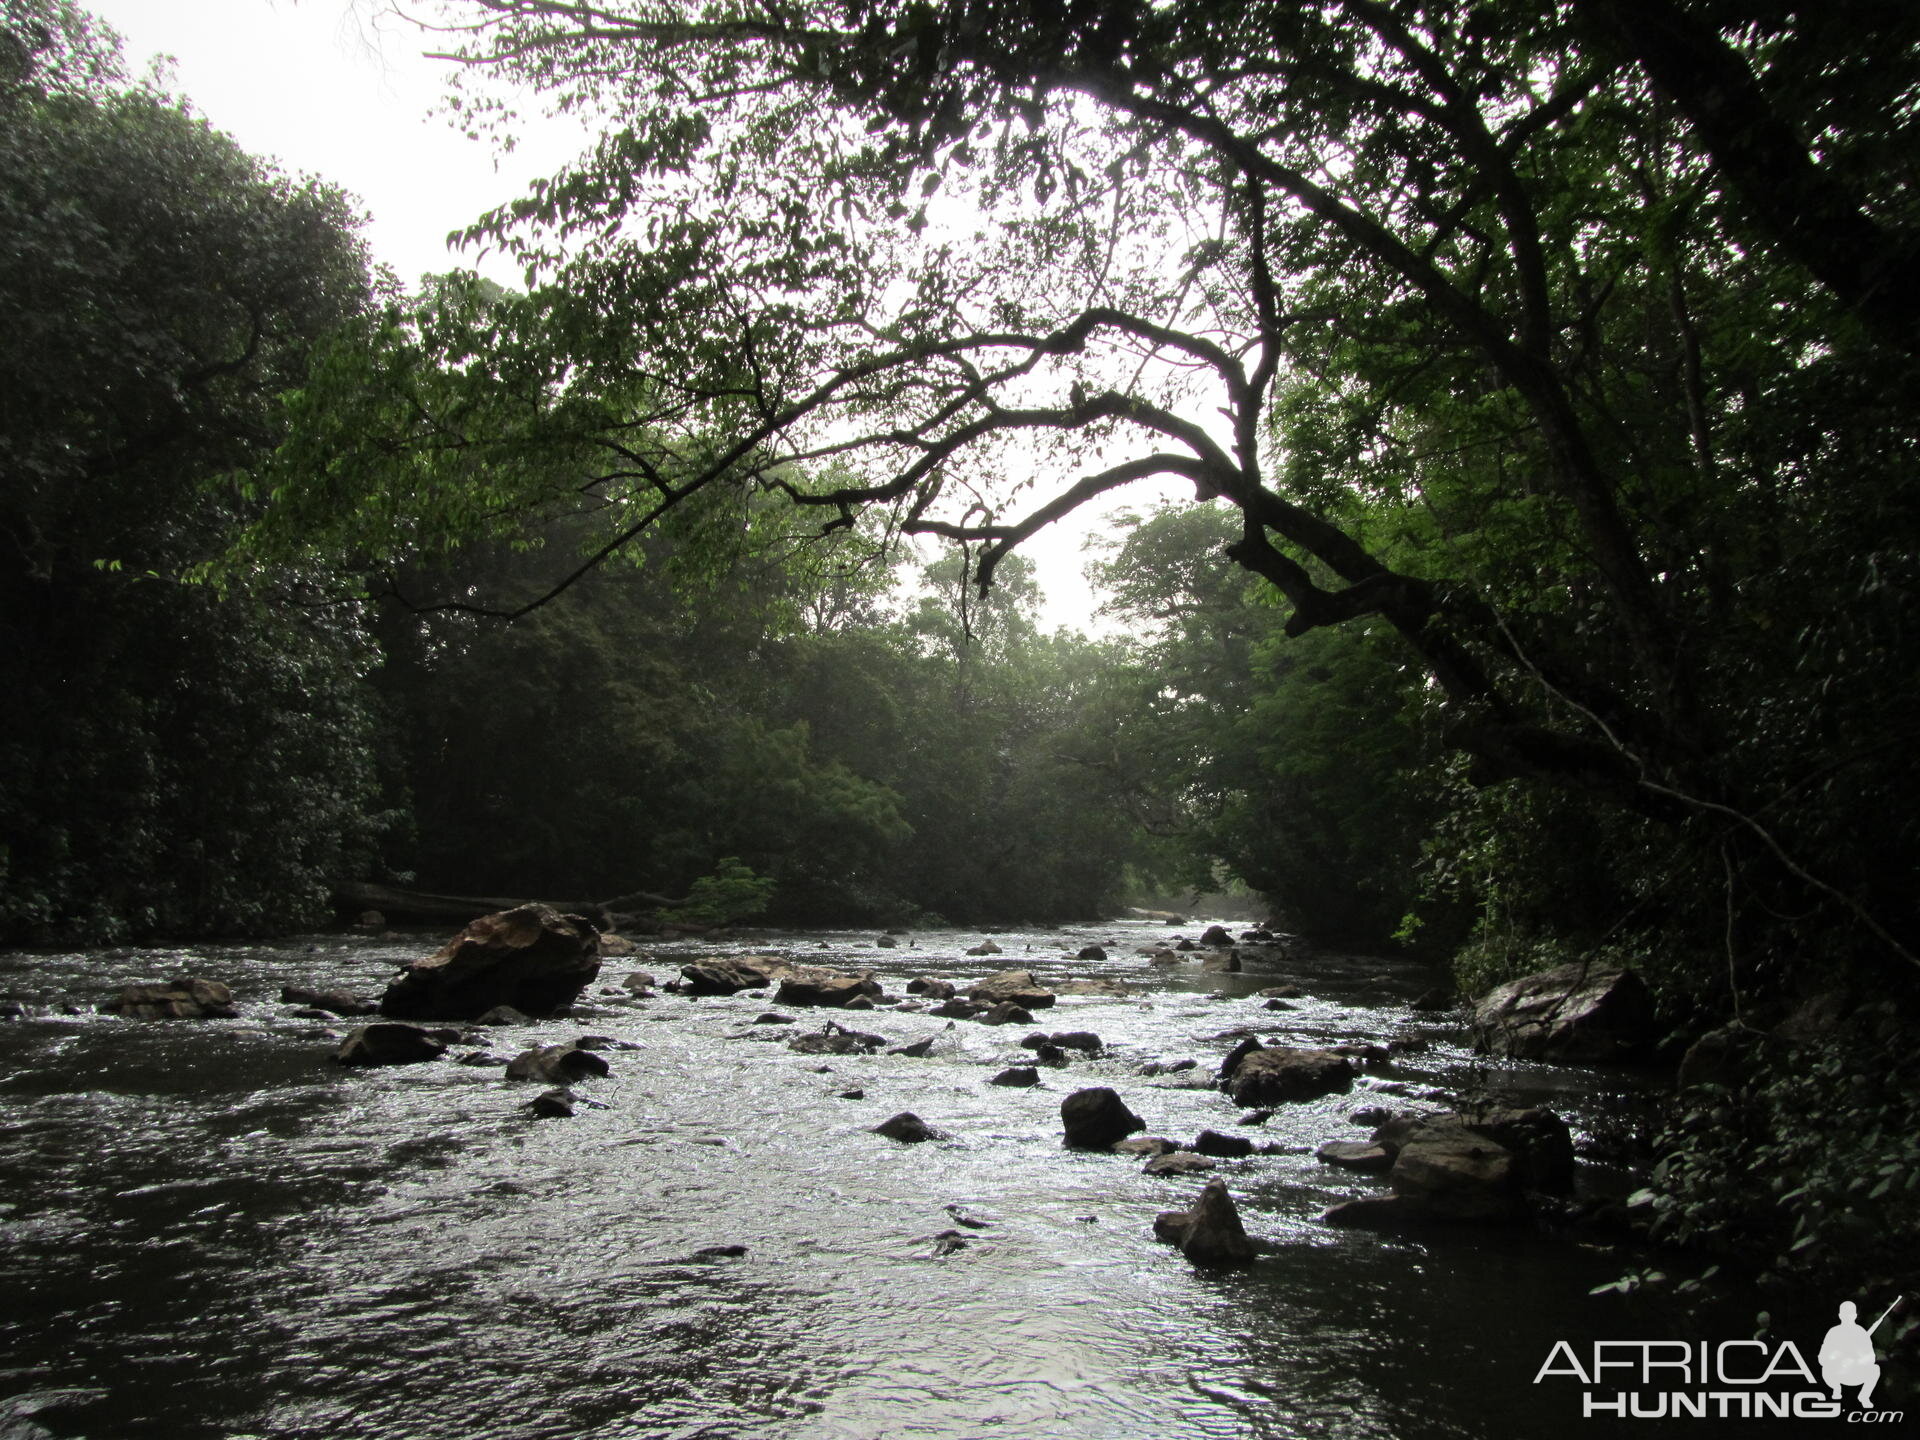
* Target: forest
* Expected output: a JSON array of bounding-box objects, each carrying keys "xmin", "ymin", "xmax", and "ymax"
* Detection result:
[{"xmin": 2, "ymin": 0, "xmax": 1916, "ymax": 1352}]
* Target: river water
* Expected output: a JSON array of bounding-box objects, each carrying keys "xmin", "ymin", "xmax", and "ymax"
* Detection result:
[{"xmin": 0, "ymin": 921, "xmax": 1768, "ymax": 1438}]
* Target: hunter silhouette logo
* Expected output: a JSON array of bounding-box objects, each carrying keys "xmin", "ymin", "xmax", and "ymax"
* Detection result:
[
  {"xmin": 1532, "ymin": 1294, "xmax": 1906, "ymax": 1420},
  {"xmin": 1820, "ymin": 1298, "xmax": 1900, "ymax": 1410}
]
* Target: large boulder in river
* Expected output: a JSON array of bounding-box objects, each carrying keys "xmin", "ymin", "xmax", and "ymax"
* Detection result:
[
  {"xmin": 681, "ymin": 956, "xmax": 787, "ymax": 996},
  {"xmin": 1219, "ymin": 1043, "xmax": 1353, "ymax": 1106},
  {"xmin": 380, "ymin": 905, "xmax": 600, "ymax": 1021},
  {"xmin": 106, "ymin": 977, "xmax": 236, "ymax": 1020},
  {"xmin": 967, "ymin": 969, "xmax": 1056, "ymax": 1009},
  {"xmin": 1470, "ymin": 962, "xmax": 1657, "ymax": 1062},
  {"xmin": 1060, "ymin": 1087, "xmax": 1145, "ymax": 1150},
  {"xmin": 776, "ymin": 967, "xmax": 882, "ymax": 1008}
]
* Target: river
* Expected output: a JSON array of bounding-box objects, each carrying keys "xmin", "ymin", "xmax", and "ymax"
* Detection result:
[{"xmin": 0, "ymin": 920, "xmax": 1779, "ymax": 1438}]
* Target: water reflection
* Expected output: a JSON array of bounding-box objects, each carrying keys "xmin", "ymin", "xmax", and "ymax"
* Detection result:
[{"xmin": 0, "ymin": 923, "xmax": 1734, "ymax": 1437}]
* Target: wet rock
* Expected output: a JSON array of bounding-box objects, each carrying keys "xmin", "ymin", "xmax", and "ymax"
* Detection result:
[
  {"xmin": 1386, "ymin": 1037, "xmax": 1431, "ymax": 1055},
  {"xmin": 1200, "ymin": 925, "xmax": 1234, "ymax": 946},
  {"xmin": 753, "ymin": 1012, "xmax": 796, "ymax": 1025},
  {"xmin": 574, "ymin": 1034, "xmax": 641, "ymax": 1051},
  {"xmin": 1220, "ymin": 1044, "xmax": 1354, "ymax": 1106},
  {"xmin": 930, "ymin": 1229, "xmax": 971, "ymax": 1256},
  {"xmin": 1200, "ymin": 949, "xmax": 1242, "ymax": 973},
  {"xmin": 1136, "ymin": 1058, "xmax": 1196, "ymax": 1077},
  {"xmin": 977, "ymin": 1001, "xmax": 1035, "ymax": 1026},
  {"xmin": 945, "ymin": 1205, "xmax": 993, "ymax": 1229},
  {"xmin": 1113, "ymin": 1136, "xmax": 1179, "ymax": 1157},
  {"xmin": 876, "ymin": 935, "xmax": 898, "ymax": 949},
  {"xmin": 1349, "ymin": 1105, "xmax": 1394, "ymax": 1126},
  {"xmin": 843, "ymin": 995, "xmax": 876, "ymax": 1011},
  {"xmin": 788, "ymin": 1023, "xmax": 889, "ymax": 1055},
  {"xmin": 1256, "ymin": 985, "xmax": 1302, "ymax": 999},
  {"xmin": 1175, "ymin": 938, "xmax": 1198, "ymax": 951},
  {"xmin": 598, "ymin": 934, "xmax": 639, "ymax": 956},
  {"xmin": 1215, "ymin": 1036, "xmax": 1265, "ymax": 1085},
  {"xmin": 691, "ymin": 1243, "xmax": 749, "ymax": 1259},
  {"xmin": 1409, "ymin": 986, "xmax": 1453, "ymax": 1012},
  {"xmin": 1190, "ymin": 1129, "xmax": 1255, "ymax": 1159},
  {"xmin": 1147, "ymin": 950, "xmax": 1185, "ymax": 968},
  {"xmin": 990, "ymin": 1065, "xmax": 1040, "ymax": 1087},
  {"xmin": 1153, "ymin": 1178, "xmax": 1255, "ymax": 1264},
  {"xmin": 838, "ymin": 1087, "xmax": 865, "ymax": 1100},
  {"xmin": 1262, "ymin": 998, "xmax": 1296, "ymax": 1011},
  {"xmin": 0, "ymin": 1388, "xmax": 108, "ymax": 1440},
  {"xmin": 874, "ymin": 1111, "xmax": 946, "ymax": 1143},
  {"xmin": 967, "ymin": 969, "xmax": 1056, "ymax": 1010},
  {"xmin": 527, "ymin": 1087, "xmax": 577, "ymax": 1119},
  {"xmin": 889, "ymin": 1035, "xmax": 937, "ymax": 1057},
  {"xmin": 1329, "ymin": 1042, "xmax": 1391, "ymax": 1069},
  {"xmin": 1470, "ymin": 962, "xmax": 1657, "ymax": 1062},
  {"xmin": 280, "ymin": 986, "xmax": 376, "ymax": 1017},
  {"xmin": 1060, "ymin": 1087, "xmax": 1145, "ymax": 1150},
  {"xmin": 1048, "ymin": 1031, "xmax": 1102, "ymax": 1054},
  {"xmin": 681, "ymin": 957, "xmax": 785, "ymax": 996},
  {"xmin": 1145, "ymin": 1151, "xmax": 1216, "ymax": 1177},
  {"xmin": 1389, "ymin": 1130, "xmax": 1523, "ymax": 1221},
  {"xmin": 1030, "ymin": 1043, "xmax": 1068, "ymax": 1066},
  {"xmin": 107, "ymin": 976, "xmax": 237, "ymax": 1020},
  {"xmin": 1076, "ymin": 944, "xmax": 1107, "ymax": 962},
  {"xmin": 929, "ymin": 998, "xmax": 985, "ymax": 1019},
  {"xmin": 381, "ymin": 905, "xmax": 601, "ymax": 1021},
  {"xmin": 776, "ymin": 967, "xmax": 883, "ymax": 1008},
  {"xmin": 623, "ymin": 971, "xmax": 658, "ymax": 992},
  {"xmin": 966, "ymin": 941, "xmax": 1003, "ymax": 956},
  {"xmin": 1315, "ymin": 1139, "xmax": 1395, "ymax": 1173},
  {"xmin": 1237, "ymin": 1109, "xmax": 1275, "ymax": 1126},
  {"xmin": 335, "ymin": 1022, "xmax": 451, "ymax": 1067},
  {"xmin": 473, "ymin": 1004, "xmax": 534, "ymax": 1026},
  {"xmin": 505, "ymin": 1042, "xmax": 612, "ymax": 1083},
  {"xmin": 906, "ymin": 976, "xmax": 956, "ymax": 999},
  {"xmin": 458, "ymin": 1051, "xmax": 508, "ymax": 1067}
]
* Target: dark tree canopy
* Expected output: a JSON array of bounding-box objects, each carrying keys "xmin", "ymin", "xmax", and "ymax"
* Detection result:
[{"xmin": 222, "ymin": 0, "xmax": 1918, "ymax": 983}]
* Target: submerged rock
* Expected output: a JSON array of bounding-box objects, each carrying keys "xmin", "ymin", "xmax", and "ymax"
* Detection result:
[
  {"xmin": 990, "ymin": 1065, "xmax": 1040, "ymax": 1087},
  {"xmin": 976, "ymin": 1001, "xmax": 1035, "ymax": 1026},
  {"xmin": 334, "ymin": 1022, "xmax": 454, "ymax": 1067},
  {"xmin": 280, "ymin": 986, "xmax": 376, "ymax": 1017},
  {"xmin": 527, "ymin": 1087, "xmax": 578, "ymax": 1119},
  {"xmin": 107, "ymin": 977, "xmax": 236, "ymax": 1020},
  {"xmin": 380, "ymin": 905, "xmax": 600, "ymax": 1021},
  {"xmin": 788, "ymin": 1023, "xmax": 888, "ymax": 1055},
  {"xmin": 1060, "ymin": 1087, "xmax": 1145, "ymax": 1150},
  {"xmin": 1153, "ymin": 1178, "xmax": 1255, "ymax": 1264},
  {"xmin": 906, "ymin": 976, "xmax": 956, "ymax": 999},
  {"xmin": 1144, "ymin": 1152, "xmax": 1216, "ymax": 1177}
]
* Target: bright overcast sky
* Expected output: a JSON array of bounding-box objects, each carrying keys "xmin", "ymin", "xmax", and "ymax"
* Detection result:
[{"xmin": 80, "ymin": 0, "xmax": 1174, "ymax": 631}]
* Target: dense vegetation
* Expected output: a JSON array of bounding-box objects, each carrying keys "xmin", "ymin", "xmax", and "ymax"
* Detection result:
[{"xmin": 3, "ymin": 0, "xmax": 1917, "ymax": 1334}]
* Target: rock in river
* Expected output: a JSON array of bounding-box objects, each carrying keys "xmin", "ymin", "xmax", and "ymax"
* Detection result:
[
  {"xmin": 1060, "ymin": 1087, "xmax": 1145, "ymax": 1150},
  {"xmin": 873, "ymin": 1112, "xmax": 946, "ymax": 1143},
  {"xmin": 776, "ymin": 967, "xmax": 883, "ymax": 1008},
  {"xmin": 967, "ymin": 969, "xmax": 1056, "ymax": 1010},
  {"xmin": 334, "ymin": 1022, "xmax": 456, "ymax": 1067},
  {"xmin": 505, "ymin": 1043, "xmax": 612, "ymax": 1084},
  {"xmin": 1218, "ymin": 1042, "xmax": 1354, "ymax": 1106},
  {"xmin": 280, "ymin": 986, "xmax": 376, "ymax": 1017},
  {"xmin": 1470, "ymin": 962, "xmax": 1657, "ymax": 1062},
  {"xmin": 380, "ymin": 905, "xmax": 601, "ymax": 1021},
  {"xmin": 1153, "ymin": 1178, "xmax": 1255, "ymax": 1264},
  {"xmin": 106, "ymin": 977, "xmax": 236, "ymax": 1020}
]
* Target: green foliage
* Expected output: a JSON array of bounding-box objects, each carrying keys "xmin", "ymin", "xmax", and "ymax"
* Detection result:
[
  {"xmin": 662, "ymin": 857, "xmax": 776, "ymax": 928},
  {"xmin": 0, "ymin": 2, "xmax": 380, "ymax": 941}
]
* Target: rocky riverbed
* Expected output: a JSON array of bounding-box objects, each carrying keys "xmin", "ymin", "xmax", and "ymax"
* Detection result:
[{"xmin": 0, "ymin": 920, "xmax": 1738, "ymax": 1438}]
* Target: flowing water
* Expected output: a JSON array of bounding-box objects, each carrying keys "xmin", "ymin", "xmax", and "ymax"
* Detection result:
[{"xmin": 0, "ymin": 921, "xmax": 1753, "ymax": 1438}]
